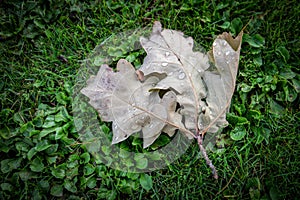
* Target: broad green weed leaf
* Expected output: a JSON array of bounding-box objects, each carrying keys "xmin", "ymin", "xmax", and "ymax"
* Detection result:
[
  {"xmin": 55, "ymin": 108, "xmax": 70, "ymax": 122},
  {"xmin": 279, "ymin": 69, "xmax": 296, "ymax": 79},
  {"xmin": 35, "ymin": 140, "xmax": 52, "ymax": 152},
  {"xmin": 0, "ymin": 126, "xmax": 18, "ymax": 139},
  {"xmin": 56, "ymin": 92, "xmax": 70, "ymax": 105},
  {"xmin": 1, "ymin": 183, "xmax": 14, "ymax": 192},
  {"xmin": 227, "ymin": 113, "xmax": 249, "ymax": 125},
  {"xmin": 243, "ymin": 34, "xmax": 265, "ymax": 48},
  {"xmin": 20, "ymin": 122, "xmax": 35, "ymax": 135},
  {"xmin": 230, "ymin": 126, "xmax": 247, "ymax": 141},
  {"xmin": 1, "ymin": 158, "xmax": 22, "ymax": 173},
  {"xmin": 30, "ymin": 157, "xmax": 45, "ymax": 172},
  {"xmin": 13, "ymin": 112, "xmax": 25, "ymax": 125},
  {"xmin": 42, "ymin": 115, "xmax": 57, "ymax": 128},
  {"xmin": 27, "ymin": 147, "xmax": 37, "ymax": 160},
  {"xmin": 39, "ymin": 180, "xmax": 50, "ymax": 189},
  {"xmin": 86, "ymin": 177, "xmax": 97, "ymax": 189},
  {"xmin": 139, "ymin": 174, "xmax": 153, "ymax": 191},
  {"xmin": 38, "ymin": 127, "xmax": 57, "ymax": 138},
  {"xmin": 150, "ymin": 135, "xmax": 170, "ymax": 150},
  {"xmin": 292, "ymin": 79, "xmax": 300, "ymax": 93},
  {"xmin": 51, "ymin": 165, "xmax": 66, "ymax": 179},
  {"xmin": 50, "ymin": 184, "xmax": 63, "ymax": 197},
  {"xmin": 64, "ymin": 179, "xmax": 77, "ymax": 193},
  {"xmin": 55, "ymin": 127, "xmax": 65, "ymax": 140},
  {"xmin": 119, "ymin": 148, "xmax": 131, "ymax": 158},
  {"xmin": 46, "ymin": 156, "xmax": 57, "ymax": 164},
  {"xmin": 276, "ymin": 46, "xmax": 290, "ymax": 63},
  {"xmin": 80, "ymin": 152, "xmax": 91, "ymax": 164},
  {"xmin": 45, "ymin": 144, "xmax": 59, "ymax": 155},
  {"xmin": 230, "ymin": 18, "xmax": 243, "ymax": 36},
  {"xmin": 32, "ymin": 116, "xmax": 43, "ymax": 127},
  {"xmin": 15, "ymin": 141, "xmax": 30, "ymax": 152},
  {"xmin": 136, "ymin": 157, "xmax": 148, "ymax": 169},
  {"xmin": 83, "ymin": 163, "xmax": 95, "ymax": 176},
  {"xmin": 219, "ymin": 21, "xmax": 230, "ymax": 29}
]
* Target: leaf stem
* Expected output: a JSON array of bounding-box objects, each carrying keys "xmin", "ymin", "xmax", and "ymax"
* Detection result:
[{"xmin": 197, "ymin": 135, "xmax": 218, "ymax": 179}]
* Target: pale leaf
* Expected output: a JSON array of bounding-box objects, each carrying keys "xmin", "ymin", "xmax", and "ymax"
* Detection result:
[
  {"xmin": 81, "ymin": 21, "xmax": 243, "ymax": 149},
  {"xmin": 81, "ymin": 59, "xmax": 184, "ymax": 148}
]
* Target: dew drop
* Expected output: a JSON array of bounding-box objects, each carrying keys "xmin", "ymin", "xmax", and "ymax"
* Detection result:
[
  {"xmin": 149, "ymin": 124, "xmax": 153, "ymax": 128},
  {"xmin": 165, "ymin": 52, "xmax": 170, "ymax": 56},
  {"xmin": 223, "ymin": 41, "xmax": 227, "ymax": 46},
  {"xmin": 146, "ymin": 65, "xmax": 150, "ymax": 69},
  {"xmin": 189, "ymin": 73, "xmax": 192, "ymax": 77},
  {"xmin": 147, "ymin": 47, "xmax": 152, "ymax": 51},
  {"xmin": 115, "ymin": 136, "xmax": 119, "ymax": 140},
  {"xmin": 178, "ymin": 72, "xmax": 186, "ymax": 80},
  {"xmin": 226, "ymin": 61, "xmax": 230, "ymax": 64},
  {"xmin": 168, "ymin": 72, "xmax": 174, "ymax": 76},
  {"xmin": 162, "ymin": 62, "xmax": 168, "ymax": 67},
  {"xmin": 213, "ymin": 42, "xmax": 217, "ymax": 47},
  {"xmin": 225, "ymin": 51, "xmax": 230, "ymax": 56},
  {"xmin": 197, "ymin": 69, "xmax": 202, "ymax": 73},
  {"xmin": 180, "ymin": 82, "xmax": 184, "ymax": 86},
  {"xmin": 217, "ymin": 51, "xmax": 221, "ymax": 56}
]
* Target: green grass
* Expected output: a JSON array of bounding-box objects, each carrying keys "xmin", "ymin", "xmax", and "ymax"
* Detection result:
[{"xmin": 1, "ymin": 0, "xmax": 299, "ymax": 199}]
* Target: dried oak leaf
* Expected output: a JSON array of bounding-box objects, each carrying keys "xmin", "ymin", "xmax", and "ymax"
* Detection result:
[
  {"xmin": 139, "ymin": 21, "xmax": 243, "ymax": 136},
  {"xmin": 81, "ymin": 21, "xmax": 243, "ymax": 149},
  {"xmin": 81, "ymin": 59, "xmax": 185, "ymax": 148}
]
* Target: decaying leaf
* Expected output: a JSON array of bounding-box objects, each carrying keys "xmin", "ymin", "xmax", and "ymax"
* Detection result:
[
  {"xmin": 81, "ymin": 21, "xmax": 243, "ymax": 178},
  {"xmin": 81, "ymin": 59, "xmax": 185, "ymax": 148}
]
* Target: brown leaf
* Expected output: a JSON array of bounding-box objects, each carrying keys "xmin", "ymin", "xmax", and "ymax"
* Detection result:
[
  {"xmin": 81, "ymin": 21, "xmax": 243, "ymax": 148},
  {"xmin": 81, "ymin": 59, "xmax": 184, "ymax": 148}
]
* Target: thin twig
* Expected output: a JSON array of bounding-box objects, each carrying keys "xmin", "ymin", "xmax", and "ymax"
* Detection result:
[{"xmin": 197, "ymin": 135, "xmax": 218, "ymax": 179}]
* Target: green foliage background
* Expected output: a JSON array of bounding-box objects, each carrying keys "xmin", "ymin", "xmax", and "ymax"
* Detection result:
[{"xmin": 0, "ymin": 0, "xmax": 299, "ymax": 199}]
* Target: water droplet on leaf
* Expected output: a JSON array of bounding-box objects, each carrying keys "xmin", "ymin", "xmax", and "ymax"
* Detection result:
[
  {"xmin": 178, "ymin": 72, "xmax": 186, "ymax": 80},
  {"xmin": 162, "ymin": 62, "xmax": 168, "ymax": 67}
]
